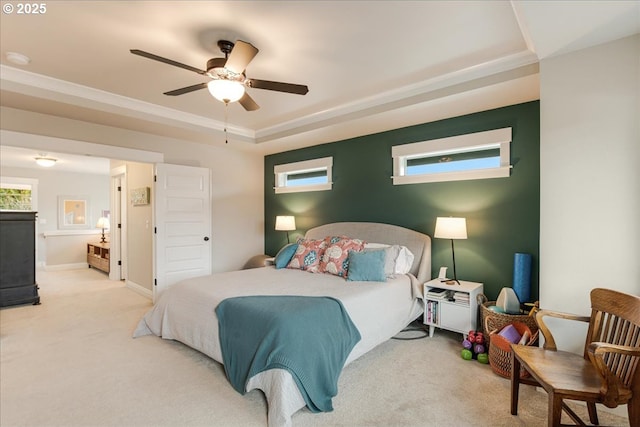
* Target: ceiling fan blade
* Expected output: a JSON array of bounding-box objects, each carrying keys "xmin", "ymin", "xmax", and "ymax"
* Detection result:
[
  {"xmin": 130, "ymin": 49, "xmax": 207, "ymax": 75},
  {"xmin": 239, "ymin": 92, "xmax": 260, "ymax": 111},
  {"xmin": 248, "ymin": 79, "xmax": 309, "ymax": 95},
  {"xmin": 163, "ymin": 82, "xmax": 208, "ymax": 96},
  {"xmin": 224, "ymin": 41, "xmax": 259, "ymax": 74}
]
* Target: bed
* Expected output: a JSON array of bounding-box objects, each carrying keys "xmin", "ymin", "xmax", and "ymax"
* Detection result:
[{"xmin": 134, "ymin": 222, "xmax": 431, "ymax": 426}]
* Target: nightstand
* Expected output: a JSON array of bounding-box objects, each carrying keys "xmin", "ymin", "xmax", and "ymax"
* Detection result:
[
  {"xmin": 423, "ymin": 278, "xmax": 483, "ymax": 338},
  {"xmin": 243, "ymin": 254, "xmax": 275, "ymax": 269}
]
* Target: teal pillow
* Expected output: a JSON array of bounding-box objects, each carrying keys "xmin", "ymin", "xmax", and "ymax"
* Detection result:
[
  {"xmin": 347, "ymin": 250, "xmax": 386, "ymax": 282},
  {"xmin": 274, "ymin": 243, "xmax": 298, "ymax": 269}
]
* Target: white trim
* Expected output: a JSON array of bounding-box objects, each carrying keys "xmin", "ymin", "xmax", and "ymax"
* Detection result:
[
  {"xmin": 274, "ymin": 183, "xmax": 333, "ymax": 194},
  {"xmin": 44, "ymin": 263, "xmax": 89, "ymax": 271},
  {"xmin": 392, "ymin": 128, "xmax": 512, "ymax": 185},
  {"xmin": 1, "ymin": 48, "xmax": 538, "ymax": 146},
  {"xmin": 274, "ymin": 157, "xmax": 333, "ymax": 194},
  {"xmin": 1, "ymin": 65, "xmax": 254, "ymax": 140},
  {"xmin": 126, "ymin": 280, "xmax": 153, "ymax": 300},
  {"xmin": 255, "ymin": 52, "xmax": 538, "ymax": 143},
  {"xmin": 43, "ymin": 230, "xmax": 101, "ymax": 237},
  {"xmin": 1, "ymin": 130, "xmax": 165, "ymax": 164}
]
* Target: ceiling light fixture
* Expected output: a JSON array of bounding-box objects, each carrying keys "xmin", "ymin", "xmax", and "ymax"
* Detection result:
[
  {"xmin": 207, "ymin": 79, "xmax": 245, "ymax": 103},
  {"xmin": 6, "ymin": 52, "xmax": 31, "ymax": 66},
  {"xmin": 35, "ymin": 154, "xmax": 57, "ymax": 167}
]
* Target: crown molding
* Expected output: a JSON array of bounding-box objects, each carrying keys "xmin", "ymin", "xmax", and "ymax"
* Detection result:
[
  {"xmin": 0, "ymin": 65, "xmax": 254, "ymax": 140},
  {"xmin": 255, "ymin": 50, "xmax": 539, "ymax": 143},
  {"xmin": 1, "ymin": 48, "xmax": 538, "ymax": 146}
]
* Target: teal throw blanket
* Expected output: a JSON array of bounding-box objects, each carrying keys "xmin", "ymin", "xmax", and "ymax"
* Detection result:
[{"xmin": 216, "ymin": 295, "xmax": 361, "ymax": 412}]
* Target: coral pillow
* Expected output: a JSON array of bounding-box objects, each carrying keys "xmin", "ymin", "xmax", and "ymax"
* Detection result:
[
  {"xmin": 319, "ymin": 236, "xmax": 366, "ymax": 277},
  {"xmin": 286, "ymin": 239, "xmax": 327, "ymax": 273}
]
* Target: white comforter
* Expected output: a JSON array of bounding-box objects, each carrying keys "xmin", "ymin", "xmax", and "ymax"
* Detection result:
[{"xmin": 134, "ymin": 266, "xmax": 422, "ymax": 426}]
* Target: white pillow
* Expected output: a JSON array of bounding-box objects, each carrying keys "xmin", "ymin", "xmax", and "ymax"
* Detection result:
[
  {"xmin": 363, "ymin": 242, "xmax": 390, "ymax": 250},
  {"xmin": 364, "ymin": 243, "xmax": 414, "ymax": 276},
  {"xmin": 387, "ymin": 245, "xmax": 414, "ymax": 274}
]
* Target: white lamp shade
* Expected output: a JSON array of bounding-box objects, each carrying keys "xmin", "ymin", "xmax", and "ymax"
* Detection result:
[
  {"xmin": 434, "ymin": 217, "xmax": 467, "ymax": 239},
  {"xmin": 207, "ymin": 79, "xmax": 245, "ymax": 103},
  {"xmin": 275, "ymin": 216, "xmax": 296, "ymax": 231},
  {"xmin": 96, "ymin": 217, "xmax": 110, "ymax": 229}
]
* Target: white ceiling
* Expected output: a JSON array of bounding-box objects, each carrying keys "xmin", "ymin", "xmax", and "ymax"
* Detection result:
[
  {"xmin": 1, "ymin": 0, "xmax": 639, "ymax": 166},
  {"xmin": 0, "ymin": 145, "xmax": 110, "ymax": 174}
]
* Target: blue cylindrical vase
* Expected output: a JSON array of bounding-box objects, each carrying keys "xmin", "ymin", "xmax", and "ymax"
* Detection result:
[{"xmin": 513, "ymin": 253, "xmax": 532, "ymax": 303}]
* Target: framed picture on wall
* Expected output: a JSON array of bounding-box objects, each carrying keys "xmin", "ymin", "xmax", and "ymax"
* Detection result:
[
  {"xmin": 130, "ymin": 187, "xmax": 150, "ymax": 206},
  {"xmin": 57, "ymin": 195, "xmax": 90, "ymax": 229}
]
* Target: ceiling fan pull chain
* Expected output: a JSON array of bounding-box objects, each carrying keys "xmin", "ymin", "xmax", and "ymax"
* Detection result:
[{"xmin": 224, "ymin": 101, "xmax": 229, "ymax": 144}]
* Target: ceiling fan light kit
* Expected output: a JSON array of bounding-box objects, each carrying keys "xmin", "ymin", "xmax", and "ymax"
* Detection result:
[
  {"xmin": 130, "ymin": 39, "xmax": 309, "ymax": 111},
  {"xmin": 207, "ymin": 79, "xmax": 245, "ymax": 103}
]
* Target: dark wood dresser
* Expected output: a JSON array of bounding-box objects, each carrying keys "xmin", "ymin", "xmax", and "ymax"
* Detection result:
[{"xmin": 0, "ymin": 211, "xmax": 40, "ymax": 307}]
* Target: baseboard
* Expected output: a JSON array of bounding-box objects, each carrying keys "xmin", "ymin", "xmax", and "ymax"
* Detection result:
[
  {"xmin": 126, "ymin": 280, "xmax": 152, "ymax": 299},
  {"xmin": 43, "ymin": 263, "xmax": 89, "ymax": 271}
]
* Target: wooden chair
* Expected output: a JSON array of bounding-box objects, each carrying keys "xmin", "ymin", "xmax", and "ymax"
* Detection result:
[{"xmin": 510, "ymin": 288, "xmax": 640, "ymax": 427}]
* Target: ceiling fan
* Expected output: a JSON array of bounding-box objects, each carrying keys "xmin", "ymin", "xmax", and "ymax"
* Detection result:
[{"xmin": 130, "ymin": 40, "xmax": 309, "ymax": 111}]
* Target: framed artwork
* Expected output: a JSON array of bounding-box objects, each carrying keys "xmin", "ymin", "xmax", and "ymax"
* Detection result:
[
  {"xmin": 130, "ymin": 187, "xmax": 150, "ymax": 206},
  {"xmin": 58, "ymin": 195, "xmax": 90, "ymax": 229}
]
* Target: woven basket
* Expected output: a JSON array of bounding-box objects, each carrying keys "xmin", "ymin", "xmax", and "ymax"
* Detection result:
[
  {"xmin": 477, "ymin": 294, "xmax": 539, "ymax": 346},
  {"xmin": 486, "ymin": 319, "xmax": 537, "ymax": 379}
]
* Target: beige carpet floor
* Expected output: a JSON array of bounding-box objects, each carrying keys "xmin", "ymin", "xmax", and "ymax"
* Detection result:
[{"xmin": 0, "ymin": 269, "xmax": 630, "ymax": 427}]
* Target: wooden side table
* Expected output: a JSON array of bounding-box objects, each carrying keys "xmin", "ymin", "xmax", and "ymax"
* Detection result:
[{"xmin": 87, "ymin": 242, "xmax": 110, "ymax": 274}]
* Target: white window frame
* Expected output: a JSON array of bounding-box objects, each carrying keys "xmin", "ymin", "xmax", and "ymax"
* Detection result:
[
  {"xmin": 274, "ymin": 157, "xmax": 333, "ymax": 194},
  {"xmin": 392, "ymin": 128, "xmax": 512, "ymax": 185}
]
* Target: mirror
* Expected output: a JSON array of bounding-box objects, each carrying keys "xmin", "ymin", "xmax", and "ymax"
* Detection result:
[{"xmin": 58, "ymin": 195, "xmax": 90, "ymax": 229}]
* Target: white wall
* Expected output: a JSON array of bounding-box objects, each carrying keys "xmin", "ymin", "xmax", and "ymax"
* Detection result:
[
  {"xmin": 540, "ymin": 34, "xmax": 640, "ymax": 352},
  {"xmin": 1, "ymin": 108, "xmax": 265, "ymax": 274}
]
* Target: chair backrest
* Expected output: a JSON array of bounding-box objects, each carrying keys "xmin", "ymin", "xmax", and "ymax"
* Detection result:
[{"xmin": 585, "ymin": 288, "xmax": 640, "ymax": 395}]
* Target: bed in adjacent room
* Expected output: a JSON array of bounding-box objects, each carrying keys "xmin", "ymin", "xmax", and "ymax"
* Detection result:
[{"xmin": 134, "ymin": 222, "xmax": 432, "ymax": 426}]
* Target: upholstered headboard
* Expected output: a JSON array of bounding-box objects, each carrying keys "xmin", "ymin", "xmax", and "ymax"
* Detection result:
[{"xmin": 304, "ymin": 222, "xmax": 432, "ymax": 283}]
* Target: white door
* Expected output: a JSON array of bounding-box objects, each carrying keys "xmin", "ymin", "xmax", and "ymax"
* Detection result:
[{"xmin": 154, "ymin": 163, "xmax": 211, "ymax": 302}]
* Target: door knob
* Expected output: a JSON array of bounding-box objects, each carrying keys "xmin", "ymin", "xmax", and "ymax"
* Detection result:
[{"xmin": 204, "ymin": 236, "xmax": 210, "ymax": 241}]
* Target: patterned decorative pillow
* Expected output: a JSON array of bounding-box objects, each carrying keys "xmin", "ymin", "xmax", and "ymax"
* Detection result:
[
  {"xmin": 286, "ymin": 238, "xmax": 327, "ymax": 272},
  {"xmin": 319, "ymin": 236, "xmax": 366, "ymax": 277}
]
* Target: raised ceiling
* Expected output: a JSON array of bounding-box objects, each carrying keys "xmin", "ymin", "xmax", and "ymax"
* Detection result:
[{"xmin": 1, "ymin": 1, "xmax": 638, "ymax": 156}]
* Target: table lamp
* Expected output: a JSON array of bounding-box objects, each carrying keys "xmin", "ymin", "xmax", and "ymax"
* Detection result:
[
  {"xmin": 96, "ymin": 217, "xmax": 110, "ymax": 244},
  {"xmin": 275, "ymin": 216, "xmax": 296, "ymax": 243},
  {"xmin": 434, "ymin": 217, "xmax": 467, "ymax": 285}
]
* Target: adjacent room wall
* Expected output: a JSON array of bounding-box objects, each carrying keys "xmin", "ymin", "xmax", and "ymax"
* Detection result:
[
  {"xmin": 539, "ymin": 34, "xmax": 640, "ymax": 351},
  {"xmin": 0, "ymin": 165, "xmax": 109, "ymax": 269},
  {"xmin": 265, "ymin": 101, "xmax": 540, "ymax": 300}
]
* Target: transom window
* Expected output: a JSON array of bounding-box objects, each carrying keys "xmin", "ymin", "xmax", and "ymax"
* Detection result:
[
  {"xmin": 274, "ymin": 157, "xmax": 333, "ymax": 194},
  {"xmin": 392, "ymin": 128, "xmax": 512, "ymax": 185}
]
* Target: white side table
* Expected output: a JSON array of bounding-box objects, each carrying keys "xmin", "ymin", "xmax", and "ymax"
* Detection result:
[{"xmin": 423, "ymin": 278, "xmax": 483, "ymax": 337}]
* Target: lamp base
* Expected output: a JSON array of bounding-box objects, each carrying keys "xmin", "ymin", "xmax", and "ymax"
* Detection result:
[{"xmin": 100, "ymin": 230, "xmax": 107, "ymax": 244}]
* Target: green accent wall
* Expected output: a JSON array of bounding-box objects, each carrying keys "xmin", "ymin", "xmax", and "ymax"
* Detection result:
[{"xmin": 264, "ymin": 101, "xmax": 540, "ymax": 301}]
